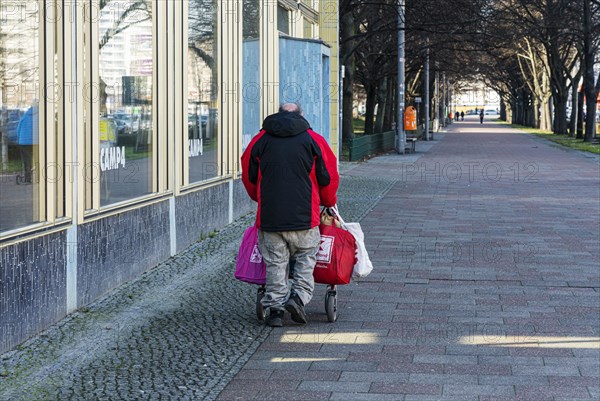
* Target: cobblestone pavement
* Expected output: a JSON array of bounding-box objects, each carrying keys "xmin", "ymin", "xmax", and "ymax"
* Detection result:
[
  {"xmin": 0, "ymin": 176, "xmax": 395, "ymax": 401},
  {"xmin": 218, "ymin": 119, "xmax": 600, "ymax": 401}
]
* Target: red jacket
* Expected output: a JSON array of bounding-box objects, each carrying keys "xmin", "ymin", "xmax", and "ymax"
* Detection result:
[{"xmin": 241, "ymin": 111, "xmax": 339, "ymax": 232}]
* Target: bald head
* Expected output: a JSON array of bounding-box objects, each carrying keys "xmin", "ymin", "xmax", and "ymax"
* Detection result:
[{"xmin": 279, "ymin": 103, "xmax": 303, "ymax": 115}]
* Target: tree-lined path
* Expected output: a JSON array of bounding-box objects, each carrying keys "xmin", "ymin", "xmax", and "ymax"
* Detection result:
[{"xmin": 218, "ymin": 120, "xmax": 600, "ymax": 401}]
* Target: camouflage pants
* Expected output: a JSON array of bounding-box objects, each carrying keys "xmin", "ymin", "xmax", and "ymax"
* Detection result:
[{"xmin": 258, "ymin": 227, "xmax": 321, "ymax": 311}]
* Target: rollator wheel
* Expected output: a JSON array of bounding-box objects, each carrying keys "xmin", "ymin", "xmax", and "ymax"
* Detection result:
[
  {"xmin": 325, "ymin": 288, "xmax": 337, "ymax": 323},
  {"xmin": 256, "ymin": 287, "xmax": 267, "ymax": 321}
]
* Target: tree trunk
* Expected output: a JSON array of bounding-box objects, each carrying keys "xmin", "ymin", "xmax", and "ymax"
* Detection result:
[
  {"xmin": 342, "ymin": 67, "xmax": 355, "ymax": 141},
  {"xmin": 547, "ymin": 56, "xmax": 569, "ymax": 135},
  {"xmin": 554, "ymin": 96, "xmax": 568, "ymax": 135},
  {"xmin": 546, "ymin": 32, "xmax": 570, "ymax": 135},
  {"xmin": 577, "ymin": 91, "xmax": 585, "ymax": 139},
  {"xmin": 515, "ymin": 91, "xmax": 524, "ymax": 125},
  {"xmin": 538, "ymin": 69, "xmax": 553, "ymax": 131},
  {"xmin": 584, "ymin": 83, "xmax": 598, "ymax": 141},
  {"xmin": 364, "ymin": 84, "xmax": 377, "ymax": 135},
  {"xmin": 521, "ymin": 91, "xmax": 528, "ymax": 125},
  {"xmin": 583, "ymin": 0, "xmax": 599, "ymax": 142},
  {"xmin": 540, "ymin": 97, "xmax": 552, "ymax": 132},
  {"xmin": 383, "ymin": 77, "xmax": 394, "ymax": 131},
  {"xmin": 532, "ymin": 97, "xmax": 540, "ymax": 128},
  {"xmin": 569, "ymin": 78, "xmax": 579, "ymax": 137},
  {"xmin": 375, "ymin": 77, "xmax": 387, "ymax": 133},
  {"xmin": 340, "ymin": 5, "xmax": 355, "ymax": 141},
  {"xmin": 526, "ymin": 92, "xmax": 534, "ymax": 127},
  {"xmin": 510, "ymin": 95, "xmax": 517, "ymax": 124}
]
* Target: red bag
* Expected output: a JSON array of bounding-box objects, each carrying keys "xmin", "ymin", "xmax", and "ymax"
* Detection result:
[{"xmin": 313, "ymin": 223, "xmax": 357, "ymax": 285}]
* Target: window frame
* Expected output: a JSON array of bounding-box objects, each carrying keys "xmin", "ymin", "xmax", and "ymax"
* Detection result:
[
  {"xmin": 0, "ymin": 0, "xmax": 61, "ymax": 242},
  {"xmin": 82, "ymin": 0, "xmax": 168, "ymax": 216},
  {"xmin": 179, "ymin": 0, "xmax": 232, "ymax": 190}
]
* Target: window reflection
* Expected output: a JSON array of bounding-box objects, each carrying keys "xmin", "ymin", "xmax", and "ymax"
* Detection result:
[
  {"xmin": 277, "ymin": 5, "xmax": 290, "ymax": 35},
  {"xmin": 304, "ymin": 18, "xmax": 313, "ymax": 39},
  {"xmin": 0, "ymin": 1, "xmax": 41, "ymax": 232},
  {"xmin": 98, "ymin": 0, "xmax": 154, "ymax": 206},
  {"xmin": 242, "ymin": 0, "xmax": 261, "ymax": 151},
  {"xmin": 187, "ymin": 0, "xmax": 219, "ymax": 183}
]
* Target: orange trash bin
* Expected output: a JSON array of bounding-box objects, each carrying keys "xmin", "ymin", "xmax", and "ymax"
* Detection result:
[{"xmin": 404, "ymin": 106, "xmax": 417, "ymax": 131}]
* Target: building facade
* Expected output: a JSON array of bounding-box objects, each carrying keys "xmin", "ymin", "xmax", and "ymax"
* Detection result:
[
  {"xmin": 0, "ymin": 0, "xmax": 339, "ymax": 354},
  {"xmin": 455, "ymin": 82, "xmax": 500, "ymax": 114}
]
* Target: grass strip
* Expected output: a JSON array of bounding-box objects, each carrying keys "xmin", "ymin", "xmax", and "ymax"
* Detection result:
[{"xmin": 501, "ymin": 121, "xmax": 599, "ymax": 155}]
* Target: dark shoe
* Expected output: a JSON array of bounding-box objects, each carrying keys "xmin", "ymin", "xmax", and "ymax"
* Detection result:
[
  {"xmin": 285, "ymin": 294, "xmax": 307, "ymax": 324},
  {"xmin": 265, "ymin": 309, "xmax": 284, "ymax": 327}
]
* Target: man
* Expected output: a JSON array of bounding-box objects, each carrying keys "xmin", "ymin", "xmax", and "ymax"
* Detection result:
[{"xmin": 241, "ymin": 103, "xmax": 339, "ymax": 327}]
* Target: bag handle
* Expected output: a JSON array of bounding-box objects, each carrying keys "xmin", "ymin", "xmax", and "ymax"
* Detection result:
[{"xmin": 328, "ymin": 204, "xmax": 347, "ymax": 228}]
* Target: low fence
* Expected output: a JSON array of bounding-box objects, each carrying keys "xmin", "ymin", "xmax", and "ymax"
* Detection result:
[
  {"xmin": 346, "ymin": 122, "xmax": 433, "ymax": 162},
  {"xmin": 347, "ymin": 130, "xmax": 395, "ymax": 161}
]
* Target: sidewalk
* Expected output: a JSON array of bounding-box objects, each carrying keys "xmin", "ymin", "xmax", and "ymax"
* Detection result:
[
  {"xmin": 218, "ymin": 118, "xmax": 600, "ymax": 401},
  {"xmin": 1, "ymin": 119, "xmax": 599, "ymax": 401},
  {"xmin": 0, "ymin": 166, "xmax": 397, "ymax": 400}
]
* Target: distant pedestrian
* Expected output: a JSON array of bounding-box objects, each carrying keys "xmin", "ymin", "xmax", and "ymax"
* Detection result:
[
  {"xmin": 479, "ymin": 109, "xmax": 484, "ymax": 124},
  {"xmin": 455, "ymin": 111, "xmax": 459, "ymax": 121},
  {"xmin": 16, "ymin": 105, "xmax": 37, "ymax": 183},
  {"xmin": 460, "ymin": 111, "xmax": 464, "ymax": 121},
  {"xmin": 241, "ymin": 102, "xmax": 339, "ymax": 327}
]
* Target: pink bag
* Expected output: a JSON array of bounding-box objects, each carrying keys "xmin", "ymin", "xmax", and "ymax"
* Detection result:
[{"xmin": 235, "ymin": 225, "xmax": 266, "ymax": 285}]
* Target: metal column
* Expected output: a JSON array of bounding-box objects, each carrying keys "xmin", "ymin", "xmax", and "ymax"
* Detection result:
[
  {"xmin": 442, "ymin": 72, "xmax": 447, "ymax": 127},
  {"xmin": 396, "ymin": 0, "xmax": 406, "ymax": 154},
  {"xmin": 423, "ymin": 39, "xmax": 429, "ymax": 141}
]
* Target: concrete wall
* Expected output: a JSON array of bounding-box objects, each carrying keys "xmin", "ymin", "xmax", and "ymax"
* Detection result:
[
  {"xmin": 279, "ymin": 37, "xmax": 331, "ymax": 142},
  {"xmin": 77, "ymin": 202, "xmax": 171, "ymax": 306},
  {"xmin": 0, "ymin": 178, "xmax": 255, "ymax": 354},
  {"xmin": 0, "ymin": 232, "xmax": 67, "ymax": 354},
  {"xmin": 175, "ymin": 182, "xmax": 230, "ymax": 254},
  {"xmin": 233, "ymin": 179, "xmax": 256, "ymax": 221}
]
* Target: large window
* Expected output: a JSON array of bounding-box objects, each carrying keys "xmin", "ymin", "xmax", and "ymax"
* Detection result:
[
  {"xmin": 186, "ymin": 0, "xmax": 219, "ymax": 184},
  {"xmin": 0, "ymin": 1, "xmax": 42, "ymax": 232},
  {"xmin": 94, "ymin": 0, "xmax": 155, "ymax": 207},
  {"xmin": 242, "ymin": 0, "xmax": 261, "ymax": 151}
]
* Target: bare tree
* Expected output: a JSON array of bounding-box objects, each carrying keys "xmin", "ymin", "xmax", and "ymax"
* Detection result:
[
  {"xmin": 188, "ymin": 0, "xmax": 218, "ymax": 73},
  {"xmin": 99, "ymin": 0, "xmax": 151, "ymax": 50},
  {"xmin": 516, "ymin": 38, "xmax": 553, "ymax": 130},
  {"xmin": 582, "ymin": 0, "xmax": 600, "ymax": 141}
]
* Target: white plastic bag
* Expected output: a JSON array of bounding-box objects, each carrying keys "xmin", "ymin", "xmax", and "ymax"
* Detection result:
[{"xmin": 331, "ymin": 206, "xmax": 373, "ymax": 278}]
